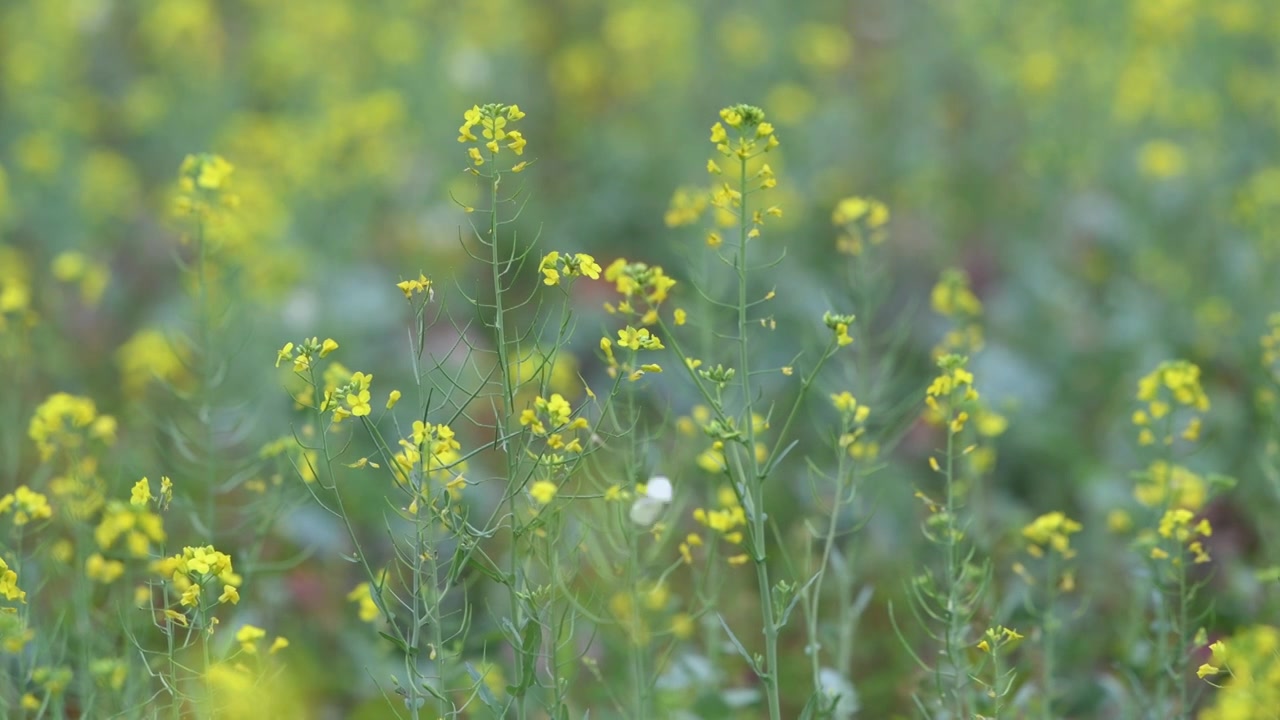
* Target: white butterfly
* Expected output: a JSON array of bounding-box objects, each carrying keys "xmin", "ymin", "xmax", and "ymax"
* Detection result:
[{"xmin": 629, "ymin": 475, "xmax": 673, "ymax": 527}]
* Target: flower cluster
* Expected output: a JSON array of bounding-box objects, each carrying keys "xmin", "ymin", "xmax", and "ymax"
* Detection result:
[
  {"xmin": 1133, "ymin": 459, "xmax": 1208, "ymax": 511},
  {"xmin": 173, "ymin": 153, "xmax": 240, "ymax": 220},
  {"xmin": 1132, "ymin": 360, "xmax": 1210, "ymax": 446},
  {"xmin": 395, "ymin": 272, "xmax": 434, "ymax": 300},
  {"xmin": 663, "ymin": 186, "xmax": 710, "ymax": 228},
  {"xmin": 831, "ymin": 392, "xmax": 877, "ymax": 460},
  {"xmin": 608, "ymin": 582, "xmax": 693, "ymax": 646},
  {"xmin": 832, "ymin": 196, "xmax": 890, "ymax": 256},
  {"xmin": 234, "ymin": 624, "xmax": 289, "ymax": 656},
  {"xmin": 347, "ymin": 581, "xmax": 383, "ymax": 624},
  {"xmin": 1149, "ymin": 508, "xmax": 1212, "ymax": 565},
  {"xmin": 822, "ymin": 311, "xmax": 855, "ymax": 348},
  {"xmin": 1198, "ymin": 626, "xmax": 1280, "ymax": 719},
  {"xmin": 601, "ymin": 326, "xmax": 665, "ymax": 381},
  {"xmin": 458, "ymin": 103, "xmax": 528, "ymax": 172},
  {"xmin": 519, "ymin": 393, "xmax": 590, "ymax": 457},
  {"xmin": 924, "ymin": 355, "xmax": 980, "ymax": 435},
  {"xmin": 0, "ymin": 245, "xmax": 35, "ymax": 335},
  {"xmin": 117, "ymin": 328, "xmax": 192, "ymax": 396},
  {"xmin": 275, "ymin": 336, "xmax": 340, "ymax": 374},
  {"xmin": 1015, "ymin": 512, "xmax": 1081, "ymax": 592},
  {"xmin": 50, "ymin": 251, "xmax": 109, "ymax": 306},
  {"xmin": 976, "ymin": 625, "xmax": 1024, "ymax": 654},
  {"xmin": 602, "ymin": 258, "xmax": 678, "ymax": 324},
  {"xmin": 684, "ymin": 486, "xmax": 749, "ymax": 566},
  {"xmin": 95, "ymin": 501, "xmax": 166, "ymax": 558},
  {"xmin": 153, "ymin": 545, "xmax": 243, "ymax": 623},
  {"xmin": 129, "ymin": 476, "xmax": 174, "ymax": 511},
  {"xmin": 28, "ymin": 392, "xmax": 117, "ymax": 461},
  {"xmin": 0, "ymin": 485, "xmax": 52, "ymax": 526},
  {"xmin": 930, "ymin": 269, "xmax": 984, "ymax": 356},
  {"xmin": 394, "ymin": 420, "xmax": 467, "ymax": 500},
  {"xmin": 0, "ymin": 556, "xmax": 25, "ymax": 603},
  {"xmin": 1021, "ymin": 511, "xmax": 1082, "ymax": 559},
  {"xmin": 709, "ymin": 104, "xmax": 779, "ymax": 159},
  {"xmin": 539, "ymin": 251, "xmax": 602, "ymax": 286}
]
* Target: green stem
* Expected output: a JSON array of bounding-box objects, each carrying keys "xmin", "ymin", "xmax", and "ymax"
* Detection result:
[
  {"xmin": 482, "ymin": 156, "xmax": 530, "ymax": 720},
  {"xmin": 195, "ymin": 218, "xmax": 218, "ymax": 539},
  {"xmin": 943, "ymin": 400, "xmax": 966, "ymax": 717},
  {"xmin": 1042, "ymin": 554, "xmax": 1059, "ymax": 720},
  {"xmin": 1176, "ymin": 553, "xmax": 1189, "ymax": 720},
  {"xmin": 733, "ymin": 151, "xmax": 782, "ymax": 720},
  {"xmin": 628, "ymin": 528, "xmax": 647, "ymax": 718},
  {"xmin": 992, "ymin": 645, "xmax": 1004, "ymax": 720},
  {"xmin": 807, "ymin": 434, "xmax": 854, "ymax": 701}
]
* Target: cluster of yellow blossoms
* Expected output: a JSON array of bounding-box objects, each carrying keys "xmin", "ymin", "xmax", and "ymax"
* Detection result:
[
  {"xmin": 607, "ymin": 582, "xmax": 694, "ymax": 646},
  {"xmin": 1016, "ymin": 511, "xmax": 1082, "ymax": 592},
  {"xmin": 1150, "ymin": 508, "xmax": 1212, "ymax": 565},
  {"xmin": 831, "ymin": 392, "xmax": 877, "ymax": 460},
  {"xmin": 682, "ymin": 486, "xmax": 749, "ymax": 566},
  {"xmin": 930, "ymin": 269, "xmax": 984, "ymax": 357},
  {"xmin": 709, "ymin": 104, "xmax": 779, "ymax": 159},
  {"xmin": 50, "ymin": 251, "xmax": 109, "ymax": 307},
  {"xmin": 153, "ymin": 545, "xmax": 243, "ymax": 625},
  {"xmin": 601, "ymin": 257, "xmax": 678, "ymax": 323},
  {"xmin": 274, "ymin": 336, "xmax": 340, "ymax": 373},
  {"xmin": 1021, "ymin": 511, "xmax": 1082, "ymax": 559},
  {"xmin": 458, "ymin": 103, "xmax": 528, "ymax": 172},
  {"xmin": 0, "ymin": 485, "xmax": 52, "ymax": 526},
  {"xmin": 395, "ymin": 420, "xmax": 468, "ymax": 507},
  {"xmin": 924, "ymin": 356, "xmax": 979, "ymax": 436},
  {"xmin": 519, "ymin": 393, "xmax": 591, "ymax": 469},
  {"xmin": 173, "ymin": 153, "xmax": 240, "ymax": 220},
  {"xmin": 539, "ymin": 251, "xmax": 602, "ymax": 286},
  {"xmin": 1132, "ymin": 360, "xmax": 1210, "ymax": 446},
  {"xmin": 0, "ymin": 556, "xmax": 25, "ymax": 603},
  {"xmin": 27, "ymin": 392, "xmax": 117, "ymax": 461},
  {"xmin": 601, "ymin": 326, "xmax": 665, "ymax": 382},
  {"xmin": 832, "ymin": 196, "xmax": 890, "ymax": 256},
  {"xmin": 1198, "ymin": 626, "xmax": 1280, "ymax": 719},
  {"xmin": 395, "ymin": 272, "xmax": 434, "ymax": 300}
]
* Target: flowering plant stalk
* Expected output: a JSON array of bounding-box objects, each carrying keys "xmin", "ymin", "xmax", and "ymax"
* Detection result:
[{"xmin": 658, "ymin": 104, "xmax": 852, "ymax": 719}]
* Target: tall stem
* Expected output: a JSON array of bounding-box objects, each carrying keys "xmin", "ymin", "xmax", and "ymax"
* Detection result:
[
  {"xmin": 942, "ymin": 404, "xmax": 967, "ymax": 717},
  {"xmin": 483, "ymin": 159, "xmax": 529, "ymax": 720},
  {"xmin": 734, "ymin": 153, "xmax": 782, "ymax": 720}
]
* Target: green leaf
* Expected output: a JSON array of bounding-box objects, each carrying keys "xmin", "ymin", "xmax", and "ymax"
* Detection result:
[
  {"xmin": 717, "ymin": 614, "xmax": 762, "ymax": 676},
  {"xmin": 464, "ymin": 662, "xmax": 504, "ymax": 711},
  {"xmin": 378, "ymin": 631, "xmax": 416, "ymax": 657}
]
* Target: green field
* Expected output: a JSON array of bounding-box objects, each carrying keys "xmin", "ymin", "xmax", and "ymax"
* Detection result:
[{"xmin": 2, "ymin": 1, "xmax": 1280, "ymax": 718}]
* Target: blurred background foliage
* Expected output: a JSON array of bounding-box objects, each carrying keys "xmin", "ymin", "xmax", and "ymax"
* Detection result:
[{"xmin": 3, "ymin": 0, "xmax": 1280, "ymax": 716}]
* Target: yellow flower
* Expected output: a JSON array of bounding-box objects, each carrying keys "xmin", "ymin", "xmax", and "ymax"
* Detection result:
[
  {"xmin": 0, "ymin": 486, "xmax": 53, "ymax": 525},
  {"xmin": 85, "ymin": 554, "xmax": 124, "ymax": 584},
  {"xmin": 236, "ymin": 624, "xmax": 266, "ymax": 654},
  {"xmin": 540, "ymin": 251, "xmax": 562, "ymax": 285},
  {"xmin": 275, "ymin": 342, "xmax": 294, "ymax": 368},
  {"xmin": 1022, "ymin": 512, "xmax": 1083, "ymax": 558},
  {"xmin": 529, "ymin": 480, "xmax": 558, "ymax": 506},
  {"xmin": 347, "ymin": 582, "xmax": 381, "ymax": 623},
  {"xmin": 344, "ymin": 372, "xmax": 373, "ymax": 417},
  {"xmin": 129, "ymin": 478, "xmax": 153, "ymax": 508},
  {"xmin": 219, "ymin": 584, "xmax": 240, "ymax": 605}
]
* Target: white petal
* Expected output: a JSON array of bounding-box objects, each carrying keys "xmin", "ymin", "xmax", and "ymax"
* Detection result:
[
  {"xmin": 646, "ymin": 475, "xmax": 673, "ymax": 502},
  {"xmin": 629, "ymin": 498, "xmax": 664, "ymax": 526}
]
